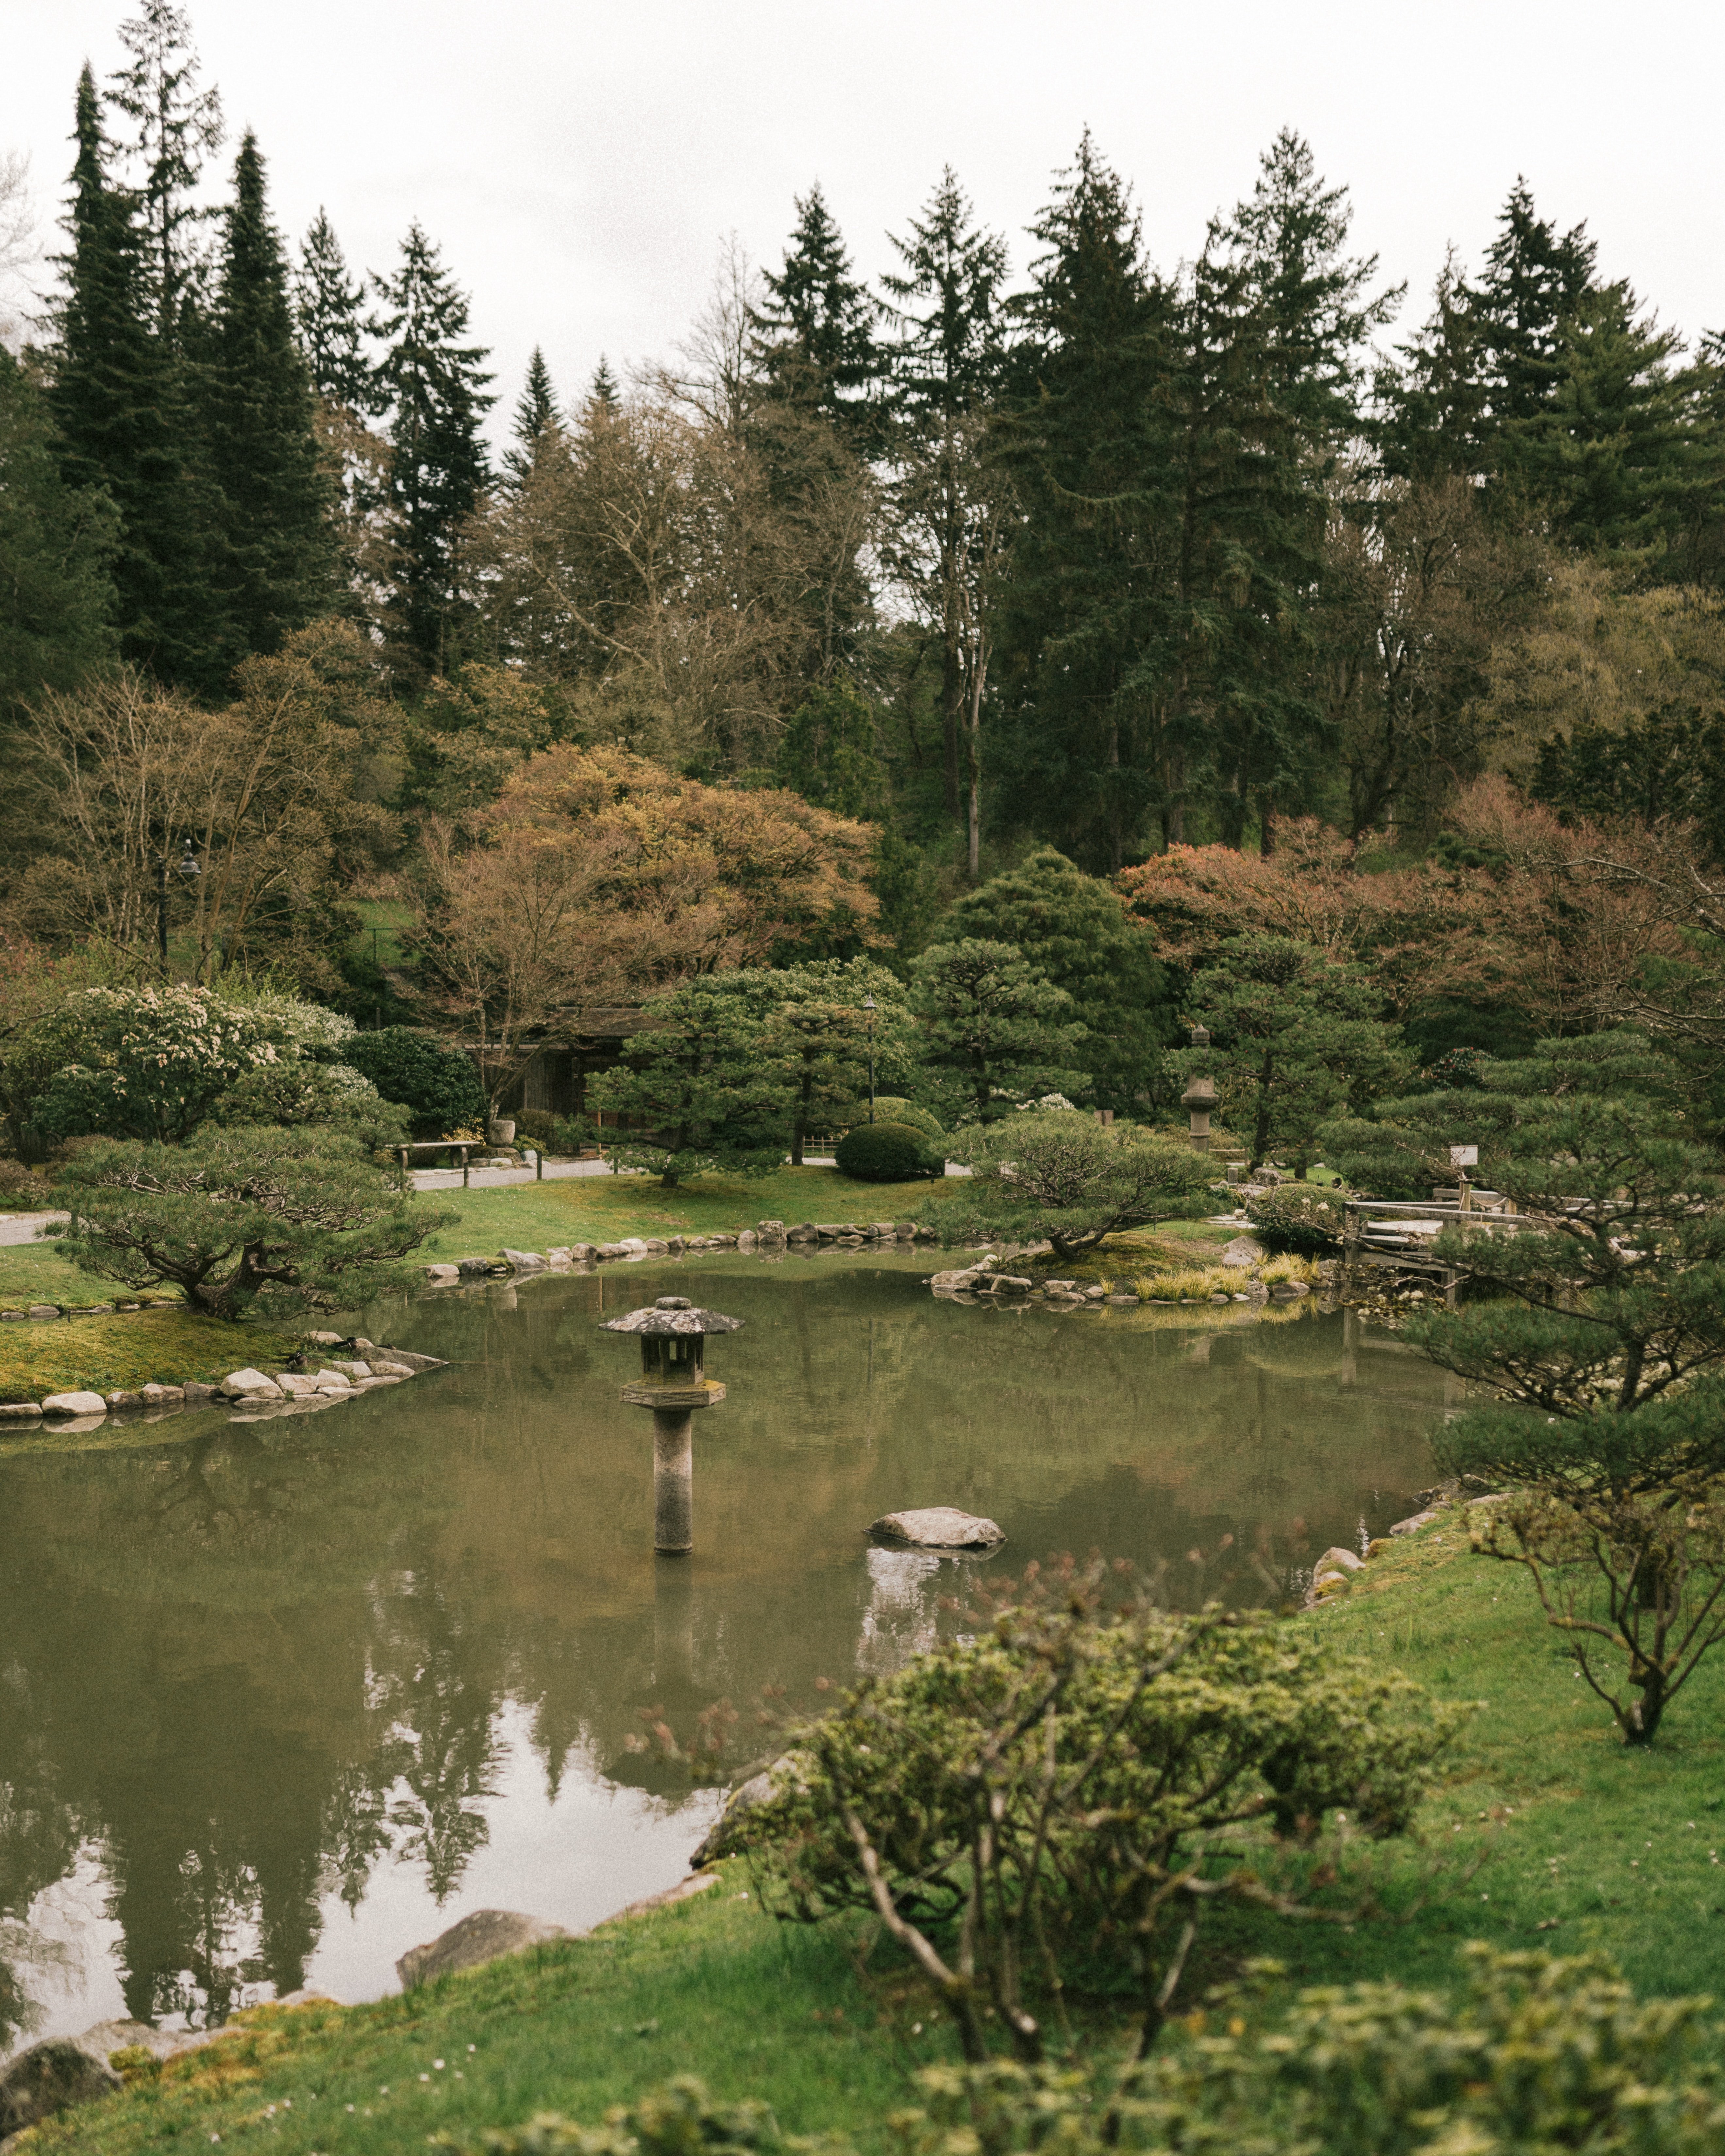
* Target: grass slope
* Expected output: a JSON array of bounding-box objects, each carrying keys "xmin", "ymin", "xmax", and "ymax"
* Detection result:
[
  {"xmin": 24, "ymin": 1880, "xmax": 912, "ymax": 2156},
  {"xmin": 29, "ymin": 1509, "xmax": 1725, "ymax": 2155}
]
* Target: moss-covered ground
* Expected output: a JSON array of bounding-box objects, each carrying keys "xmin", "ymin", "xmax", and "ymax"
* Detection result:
[{"xmin": 25, "ymin": 1505, "xmax": 1724, "ymax": 2153}]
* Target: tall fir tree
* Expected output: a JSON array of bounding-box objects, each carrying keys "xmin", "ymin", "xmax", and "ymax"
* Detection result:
[
  {"xmin": 368, "ymin": 221, "xmax": 494, "ymax": 672},
  {"xmin": 1196, "ymin": 131, "xmax": 1387, "ymax": 839},
  {"xmin": 587, "ymin": 354, "xmax": 620, "ymax": 412},
  {"xmin": 106, "ymin": 0, "xmax": 223, "ymax": 342},
  {"xmin": 880, "ymin": 167, "xmax": 1009, "ymax": 832},
  {"xmin": 201, "ymin": 130, "xmax": 330, "ymax": 664},
  {"xmin": 996, "ymin": 134, "xmax": 1185, "ymax": 869},
  {"xmin": 1472, "ymin": 180, "xmax": 1598, "ymax": 436},
  {"xmin": 0, "ymin": 346, "xmax": 118, "ymax": 720},
  {"xmin": 750, "ymin": 183, "xmax": 879, "ymax": 445},
  {"xmin": 294, "ymin": 209, "xmax": 371, "ymax": 410},
  {"xmin": 501, "ymin": 344, "xmax": 559, "ymax": 491},
  {"xmin": 51, "ymin": 64, "xmax": 211, "ymax": 688},
  {"xmin": 1515, "ymin": 280, "xmax": 1705, "ymax": 560}
]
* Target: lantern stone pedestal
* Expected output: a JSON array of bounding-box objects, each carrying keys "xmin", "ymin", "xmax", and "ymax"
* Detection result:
[{"xmin": 602, "ymin": 1296, "xmax": 743, "ymax": 1556}]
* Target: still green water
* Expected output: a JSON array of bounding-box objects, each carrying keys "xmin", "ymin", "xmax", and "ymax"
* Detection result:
[{"xmin": 0, "ymin": 1252, "xmax": 1451, "ymax": 2053}]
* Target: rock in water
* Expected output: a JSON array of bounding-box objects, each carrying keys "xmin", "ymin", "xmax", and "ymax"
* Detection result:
[
  {"xmin": 396, "ymin": 1908, "xmax": 571, "ymax": 1990},
  {"xmin": 869, "ymin": 1506, "xmax": 1005, "ymax": 1549},
  {"xmin": 0, "ymin": 2041, "xmax": 121, "ymax": 2137},
  {"xmin": 40, "ymin": 1391, "xmax": 107, "ymax": 1417}
]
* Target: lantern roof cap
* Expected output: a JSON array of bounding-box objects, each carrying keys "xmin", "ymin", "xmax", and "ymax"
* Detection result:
[{"xmin": 601, "ymin": 1295, "xmax": 743, "ymax": 1336}]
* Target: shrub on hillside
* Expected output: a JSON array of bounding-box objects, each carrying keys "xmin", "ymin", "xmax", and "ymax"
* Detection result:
[
  {"xmin": 834, "ymin": 1122, "xmax": 943, "ymax": 1182},
  {"xmin": 0, "ymin": 1159, "xmax": 50, "ymax": 1209},
  {"xmin": 449, "ymin": 1943, "xmax": 1725, "ymax": 2156},
  {"xmin": 731, "ymin": 1561, "xmax": 1463, "ymax": 2063},
  {"xmin": 343, "ymin": 1027, "xmax": 486, "ymax": 1140},
  {"xmin": 1246, "ymin": 1184, "xmax": 1347, "ymax": 1253}
]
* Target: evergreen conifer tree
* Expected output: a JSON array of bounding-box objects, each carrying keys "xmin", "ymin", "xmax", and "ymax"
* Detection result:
[
  {"xmin": 880, "ymin": 167, "xmax": 1008, "ymax": 827},
  {"xmin": 201, "ymin": 130, "xmax": 331, "ymax": 663},
  {"xmin": 294, "ymin": 209, "xmax": 371, "ymax": 410},
  {"xmin": 501, "ymin": 344, "xmax": 559, "ymax": 491},
  {"xmin": 1472, "ymin": 180, "xmax": 1598, "ymax": 435},
  {"xmin": 51, "ymin": 64, "xmax": 211, "ymax": 687},
  {"xmin": 107, "ymin": 0, "xmax": 223, "ymax": 341},
  {"xmin": 995, "ymin": 134, "xmax": 1185, "ymax": 867},
  {"xmin": 930, "ymin": 846, "xmax": 1168, "ymax": 1110},
  {"xmin": 587, "ymin": 354, "xmax": 620, "ymax": 412},
  {"xmin": 750, "ymin": 183, "xmax": 878, "ymax": 444},
  {"xmin": 0, "ymin": 346, "xmax": 118, "ymax": 723},
  {"xmin": 369, "ymin": 222, "xmax": 494, "ymax": 671}
]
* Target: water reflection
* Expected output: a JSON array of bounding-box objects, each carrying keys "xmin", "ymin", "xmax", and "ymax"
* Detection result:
[{"xmin": 0, "ymin": 1255, "xmax": 1449, "ymax": 2051}]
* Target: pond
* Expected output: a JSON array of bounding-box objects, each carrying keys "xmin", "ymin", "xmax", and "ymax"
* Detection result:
[{"xmin": 0, "ymin": 1250, "xmax": 1454, "ymax": 2056}]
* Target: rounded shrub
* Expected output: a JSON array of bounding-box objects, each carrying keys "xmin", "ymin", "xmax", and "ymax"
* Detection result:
[
  {"xmin": 834, "ymin": 1121, "xmax": 943, "ymax": 1183},
  {"xmin": 833, "ymin": 1097, "xmax": 944, "ymax": 1139},
  {"xmin": 343, "ymin": 1027, "xmax": 486, "ymax": 1140},
  {"xmin": 1246, "ymin": 1184, "xmax": 1347, "ymax": 1254}
]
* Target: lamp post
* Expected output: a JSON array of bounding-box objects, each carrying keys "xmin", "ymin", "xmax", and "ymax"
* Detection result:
[
  {"xmin": 157, "ymin": 838, "xmax": 200, "ymax": 970},
  {"xmin": 1180, "ymin": 1022, "xmax": 1214, "ymax": 1152},
  {"xmin": 863, "ymin": 995, "xmax": 877, "ymax": 1123},
  {"xmin": 601, "ymin": 1295, "xmax": 743, "ymax": 1554}
]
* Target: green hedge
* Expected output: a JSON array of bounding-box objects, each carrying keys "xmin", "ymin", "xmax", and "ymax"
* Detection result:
[{"xmin": 834, "ymin": 1122, "xmax": 944, "ymax": 1182}]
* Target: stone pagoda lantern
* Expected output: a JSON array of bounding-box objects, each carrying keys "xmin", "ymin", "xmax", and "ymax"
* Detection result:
[
  {"xmin": 600, "ymin": 1295, "xmax": 743, "ymax": 1554},
  {"xmin": 1181, "ymin": 1024, "xmax": 1215, "ymax": 1152}
]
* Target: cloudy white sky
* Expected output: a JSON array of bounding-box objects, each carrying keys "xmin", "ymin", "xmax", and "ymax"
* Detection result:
[{"xmin": 4, "ymin": 0, "xmax": 1721, "ymax": 434}]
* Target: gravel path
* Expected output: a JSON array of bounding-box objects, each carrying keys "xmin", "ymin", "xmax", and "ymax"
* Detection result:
[{"xmin": 0, "ymin": 1210, "xmax": 68, "ymax": 1245}]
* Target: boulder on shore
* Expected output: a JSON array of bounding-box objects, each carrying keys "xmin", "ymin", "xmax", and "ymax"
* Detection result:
[
  {"xmin": 869, "ymin": 1505, "xmax": 1005, "ymax": 1550},
  {"xmin": 1221, "ymin": 1234, "xmax": 1267, "ymax": 1268},
  {"xmin": 219, "ymin": 1368, "xmax": 281, "ymax": 1398},
  {"xmin": 40, "ymin": 1391, "xmax": 106, "ymax": 1417},
  {"xmin": 396, "ymin": 1908, "xmax": 571, "ymax": 1991},
  {"xmin": 0, "ymin": 2041, "xmax": 121, "ymax": 2139}
]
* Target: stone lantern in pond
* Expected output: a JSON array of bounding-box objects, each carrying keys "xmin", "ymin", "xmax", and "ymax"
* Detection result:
[
  {"xmin": 600, "ymin": 1296, "xmax": 743, "ymax": 1555},
  {"xmin": 1181, "ymin": 1024, "xmax": 1215, "ymax": 1152}
]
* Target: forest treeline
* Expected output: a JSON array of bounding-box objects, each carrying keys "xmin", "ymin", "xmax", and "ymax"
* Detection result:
[{"xmin": 5, "ymin": 2, "xmax": 1725, "ymax": 1045}]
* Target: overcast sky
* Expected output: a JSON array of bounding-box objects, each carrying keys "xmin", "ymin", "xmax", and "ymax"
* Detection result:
[{"xmin": 4, "ymin": 0, "xmax": 1721, "ymax": 437}]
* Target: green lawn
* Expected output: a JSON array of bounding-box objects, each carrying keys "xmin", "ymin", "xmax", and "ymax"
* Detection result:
[
  {"xmin": 28, "ymin": 1505, "xmax": 1723, "ymax": 2154},
  {"xmin": 416, "ymin": 1165, "xmax": 950, "ymax": 1265}
]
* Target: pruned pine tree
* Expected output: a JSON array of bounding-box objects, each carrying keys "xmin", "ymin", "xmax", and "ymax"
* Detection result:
[
  {"xmin": 201, "ymin": 131, "xmax": 331, "ymax": 662},
  {"xmin": 106, "ymin": 0, "xmax": 223, "ymax": 342},
  {"xmin": 880, "ymin": 166, "xmax": 1010, "ymax": 846},
  {"xmin": 368, "ymin": 221, "xmax": 494, "ymax": 673},
  {"xmin": 294, "ymin": 209, "xmax": 372, "ymax": 411}
]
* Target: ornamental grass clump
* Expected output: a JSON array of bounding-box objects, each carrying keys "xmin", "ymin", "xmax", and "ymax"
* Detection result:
[{"xmin": 731, "ymin": 1558, "xmax": 1464, "ymax": 2066}]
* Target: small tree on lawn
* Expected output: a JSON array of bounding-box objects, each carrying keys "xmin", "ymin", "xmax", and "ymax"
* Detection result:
[
  {"xmin": 586, "ymin": 979, "xmax": 795, "ymax": 1188},
  {"xmin": 51, "ymin": 1124, "xmax": 450, "ymax": 1320},
  {"xmin": 1167, "ymin": 934, "xmax": 1410, "ymax": 1174},
  {"xmin": 922, "ymin": 1111, "xmax": 1213, "ymax": 1258},
  {"xmin": 1398, "ymin": 1033, "xmax": 1725, "ymax": 1744},
  {"xmin": 697, "ymin": 959, "xmax": 919, "ymax": 1165},
  {"xmin": 908, "ymin": 939, "xmax": 1088, "ymax": 1128}
]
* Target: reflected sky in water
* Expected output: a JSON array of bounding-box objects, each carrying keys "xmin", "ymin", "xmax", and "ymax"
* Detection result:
[{"xmin": 0, "ymin": 1252, "xmax": 1451, "ymax": 2054}]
